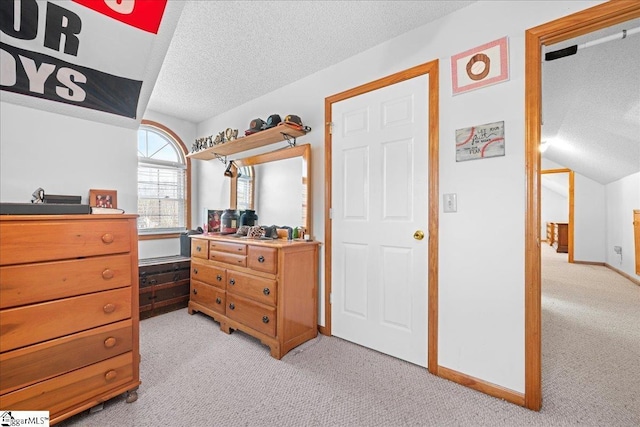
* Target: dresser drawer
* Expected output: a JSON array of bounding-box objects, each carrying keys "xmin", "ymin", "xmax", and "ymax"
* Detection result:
[
  {"xmin": 209, "ymin": 240, "xmax": 247, "ymax": 255},
  {"xmin": 191, "ymin": 280, "xmax": 226, "ymax": 315},
  {"xmin": 226, "ymin": 270, "xmax": 277, "ymax": 306},
  {"xmin": 247, "ymin": 246, "xmax": 277, "ymax": 274},
  {"xmin": 0, "ymin": 254, "xmax": 131, "ymax": 309},
  {"xmin": 0, "ymin": 220, "xmax": 131, "ymax": 266},
  {"xmin": 140, "ymin": 268, "xmax": 190, "ymax": 289},
  {"xmin": 210, "ymin": 251, "xmax": 247, "ymax": 268},
  {"xmin": 191, "ymin": 238, "xmax": 209, "ymax": 259},
  {"xmin": 0, "ymin": 352, "xmax": 134, "ymax": 414},
  {"xmin": 0, "ymin": 320, "xmax": 132, "ymax": 394},
  {"xmin": 226, "ymin": 294, "xmax": 276, "ymax": 337},
  {"xmin": 0, "ymin": 287, "xmax": 131, "ymax": 353},
  {"xmin": 191, "ymin": 258, "xmax": 226, "ymax": 289}
]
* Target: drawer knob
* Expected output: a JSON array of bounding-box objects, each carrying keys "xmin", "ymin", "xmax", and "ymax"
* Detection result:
[
  {"xmin": 229, "ymin": 303, "xmax": 235, "ymax": 310},
  {"xmin": 216, "ymin": 297, "xmax": 221, "ymax": 304},
  {"xmin": 258, "ymin": 255, "xmax": 265, "ymax": 263},
  {"xmin": 173, "ymin": 273, "xmax": 179, "ymax": 281},
  {"xmin": 262, "ymin": 316, "xmax": 270, "ymax": 324},
  {"xmin": 105, "ymin": 370, "xmax": 117, "ymax": 381},
  {"xmin": 263, "ymin": 288, "xmax": 270, "ymax": 296},
  {"xmin": 101, "ymin": 233, "xmax": 114, "ymax": 244},
  {"xmin": 193, "ymin": 268, "xmax": 198, "ymax": 274},
  {"xmin": 196, "ymin": 246, "xmax": 202, "ymax": 252},
  {"xmin": 104, "ymin": 337, "xmax": 117, "ymax": 348},
  {"xmin": 102, "ymin": 269, "xmax": 114, "ymax": 280},
  {"xmin": 103, "ymin": 303, "xmax": 116, "ymax": 313},
  {"xmin": 216, "ymin": 275, "xmax": 222, "ymax": 281},
  {"xmin": 229, "ymin": 278, "xmax": 235, "ymax": 286},
  {"xmin": 193, "ymin": 288, "xmax": 198, "ymax": 295}
]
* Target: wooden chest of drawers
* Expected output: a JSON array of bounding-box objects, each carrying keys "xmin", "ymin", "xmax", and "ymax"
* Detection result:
[
  {"xmin": 139, "ymin": 256, "xmax": 190, "ymax": 320},
  {"xmin": 188, "ymin": 236, "xmax": 320, "ymax": 359},
  {"xmin": 0, "ymin": 215, "xmax": 140, "ymax": 425}
]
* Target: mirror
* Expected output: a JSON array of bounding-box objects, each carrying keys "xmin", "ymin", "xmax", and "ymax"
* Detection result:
[{"xmin": 231, "ymin": 144, "xmax": 311, "ymax": 235}]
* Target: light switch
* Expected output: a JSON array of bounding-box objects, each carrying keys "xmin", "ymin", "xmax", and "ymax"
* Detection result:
[{"xmin": 443, "ymin": 193, "xmax": 457, "ymax": 213}]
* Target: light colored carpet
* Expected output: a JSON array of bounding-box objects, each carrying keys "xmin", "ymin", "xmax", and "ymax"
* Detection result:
[{"xmin": 57, "ymin": 245, "xmax": 639, "ymax": 426}]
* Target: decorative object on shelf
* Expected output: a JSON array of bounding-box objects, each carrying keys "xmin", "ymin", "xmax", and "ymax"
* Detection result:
[
  {"xmin": 220, "ymin": 209, "xmax": 239, "ymax": 234},
  {"xmin": 207, "ymin": 209, "xmax": 223, "ymax": 232},
  {"xmin": 245, "ymin": 118, "xmax": 267, "ymax": 136},
  {"xmin": 247, "ymin": 226, "xmax": 264, "ymax": 238},
  {"xmin": 240, "ymin": 209, "xmax": 258, "ymax": 227},
  {"xmin": 451, "ymin": 36, "xmax": 509, "ymax": 95},
  {"xmin": 265, "ymin": 114, "xmax": 282, "ymax": 129},
  {"xmin": 225, "ymin": 128, "xmax": 239, "ymax": 141},
  {"xmin": 235, "ymin": 225, "xmax": 250, "ymax": 236},
  {"xmin": 88, "ymin": 189, "xmax": 117, "ymax": 208}
]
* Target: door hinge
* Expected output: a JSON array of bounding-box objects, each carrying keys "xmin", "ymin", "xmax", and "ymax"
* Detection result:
[
  {"xmin": 329, "ymin": 208, "xmax": 333, "ymax": 219},
  {"xmin": 327, "ymin": 122, "xmax": 334, "ymax": 134},
  {"xmin": 329, "ymin": 292, "xmax": 333, "ymax": 304}
]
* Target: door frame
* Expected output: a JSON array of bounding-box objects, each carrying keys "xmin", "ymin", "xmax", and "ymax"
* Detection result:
[
  {"xmin": 323, "ymin": 59, "xmax": 440, "ymax": 374},
  {"xmin": 541, "ymin": 168, "xmax": 575, "ymax": 262},
  {"xmin": 524, "ymin": 0, "xmax": 640, "ymax": 411}
]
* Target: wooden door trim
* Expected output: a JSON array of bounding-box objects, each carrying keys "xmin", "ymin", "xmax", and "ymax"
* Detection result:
[
  {"xmin": 323, "ymin": 60, "xmax": 440, "ymax": 373},
  {"xmin": 525, "ymin": 0, "xmax": 640, "ymax": 411}
]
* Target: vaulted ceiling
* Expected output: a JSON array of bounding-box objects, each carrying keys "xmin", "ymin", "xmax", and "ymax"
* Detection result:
[{"xmin": 541, "ymin": 18, "xmax": 640, "ymax": 185}]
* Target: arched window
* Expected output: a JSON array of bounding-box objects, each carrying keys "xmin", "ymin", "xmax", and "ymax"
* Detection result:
[{"xmin": 137, "ymin": 122, "xmax": 189, "ymax": 235}]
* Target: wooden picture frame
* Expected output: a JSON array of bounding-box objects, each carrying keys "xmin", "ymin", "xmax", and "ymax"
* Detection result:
[{"xmin": 89, "ymin": 189, "xmax": 117, "ymax": 208}]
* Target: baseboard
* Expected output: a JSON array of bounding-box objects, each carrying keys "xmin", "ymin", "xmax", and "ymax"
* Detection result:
[
  {"xmin": 437, "ymin": 365, "xmax": 525, "ymax": 407},
  {"xmin": 573, "ymin": 260, "xmax": 605, "ymax": 266},
  {"xmin": 604, "ymin": 263, "xmax": 640, "ymax": 286}
]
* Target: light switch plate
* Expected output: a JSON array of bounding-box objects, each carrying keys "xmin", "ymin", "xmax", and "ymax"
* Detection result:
[{"xmin": 443, "ymin": 193, "xmax": 457, "ymax": 213}]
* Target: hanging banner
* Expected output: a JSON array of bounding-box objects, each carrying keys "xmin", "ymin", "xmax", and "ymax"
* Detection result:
[{"xmin": 0, "ymin": 0, "xmax": 167, "ymax": 119}]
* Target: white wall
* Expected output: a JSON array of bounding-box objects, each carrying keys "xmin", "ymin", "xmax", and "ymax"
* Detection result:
[
  {"xmin": 574, "ymin": 174, "xmax": 606, "ymax": 262},
  {"xmin": 191, "ymin": 1, "xmax": 601, "ymax": 393},
  {"xmin": 606, "ymin": 172, "xmax": 640, "ymax": 278},
  {"xmin": 0, "ymin": 102, "xmax": 137, "ymax": 212}
]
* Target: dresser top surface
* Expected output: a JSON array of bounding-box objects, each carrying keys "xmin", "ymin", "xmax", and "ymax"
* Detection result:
[{"xmin": 192, "ymin": 233, "xmax": 321, "ymax": 248}]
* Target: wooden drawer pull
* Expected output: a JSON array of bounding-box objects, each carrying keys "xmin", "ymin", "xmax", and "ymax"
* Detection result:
[
  {"xmin": 104, "ymin": 337, "xmax": 117, "ymax": 348},
  {"xmin": 102, "ymin": 269, "xmax": 114, "ymax": 280},
  {"xmin": 105, "ymin": 370, "xmax": 117, "ymax": 381},
  {"xmin": 103, "ymin": 303, "xmax": 116, "ymax": 313},
  {"xmin": 101, "ymin": 233, "xmax": 114, "ymax": 244}
]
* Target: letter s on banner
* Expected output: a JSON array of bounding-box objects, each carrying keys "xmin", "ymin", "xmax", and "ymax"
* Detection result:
[{"xmin": 71, "ymin": 0, "xmax": 167, "ymax": 34}]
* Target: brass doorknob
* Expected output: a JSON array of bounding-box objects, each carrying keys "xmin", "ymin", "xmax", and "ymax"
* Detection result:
[{"xmin": 413, "ymin": 230, "xmax": 425, "ymax": 241}]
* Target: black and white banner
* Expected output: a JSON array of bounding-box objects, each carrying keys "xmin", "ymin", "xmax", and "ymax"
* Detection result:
[{"xmin": 0, "ymin": 0, "xmax": 167, "ymax": 119}]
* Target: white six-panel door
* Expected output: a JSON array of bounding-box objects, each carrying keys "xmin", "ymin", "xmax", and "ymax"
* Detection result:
[{"xmin": 331, "ymin": 75, "xmax": 429, "ymax": 366}]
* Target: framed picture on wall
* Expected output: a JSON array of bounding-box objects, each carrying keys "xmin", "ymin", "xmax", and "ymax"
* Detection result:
[
  {"xmin": 451, "ymin": 36, "xmax": 509, "ymax": 95},
  {"xmin": 89, "ymin": 189, "xmax": 117, "ymax": 208}
]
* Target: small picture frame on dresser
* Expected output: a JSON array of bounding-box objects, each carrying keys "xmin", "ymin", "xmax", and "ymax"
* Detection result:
[{"xmin": 89, "ymin": 189, "xmax": 117, "ymax": 208}]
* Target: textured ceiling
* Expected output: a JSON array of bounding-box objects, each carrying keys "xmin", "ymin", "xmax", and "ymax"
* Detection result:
[
  {"xmin": 146, "ymin": 0, "xmax": 476, "ymax": 123},
  {"xmin": 542, "ymin": 18, "xmax": 640, "ymax": 184}
]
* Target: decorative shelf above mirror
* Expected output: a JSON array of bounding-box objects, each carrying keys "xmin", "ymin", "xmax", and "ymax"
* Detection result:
[{"xmin": 187, "ymin": 123, "xmax": 308, "ymax": 160}]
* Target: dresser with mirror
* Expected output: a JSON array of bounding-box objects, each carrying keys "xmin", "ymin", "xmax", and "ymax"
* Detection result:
[{"xmin": 186, "ymin": 128, "xmax": 319, "ymax": 358}]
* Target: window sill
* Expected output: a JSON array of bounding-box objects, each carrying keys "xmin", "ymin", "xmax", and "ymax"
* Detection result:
[{"xmin": 138, "ymin": 232, "xmax": 182, "ymax": 241}]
